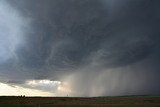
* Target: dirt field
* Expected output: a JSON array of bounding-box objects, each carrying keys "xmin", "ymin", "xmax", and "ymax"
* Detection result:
[{"xmin": 0, "ymin": 96, "xmax": 160, "ymax": 107}]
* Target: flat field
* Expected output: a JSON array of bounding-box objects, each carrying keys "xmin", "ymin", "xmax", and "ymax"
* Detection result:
[{"xmin": 0, "ymin": 96, "xmax": 160, "ymax": 107}]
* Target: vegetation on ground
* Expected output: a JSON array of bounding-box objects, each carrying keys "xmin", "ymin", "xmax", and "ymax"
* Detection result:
[{"xmin": 0, "ymin": 96, "xmax": 160, "ymax": 107}]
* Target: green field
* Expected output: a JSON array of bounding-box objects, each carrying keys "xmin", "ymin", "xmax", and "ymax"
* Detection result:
[{"xmin": 0, "ymin": 96, "xmax": 160, "ymax": 107}]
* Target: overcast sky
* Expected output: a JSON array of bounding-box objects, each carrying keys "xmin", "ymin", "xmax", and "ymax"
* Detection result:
[{"xmin": 0, "ymin": 0, "xmax": 160, "ymax": 97}]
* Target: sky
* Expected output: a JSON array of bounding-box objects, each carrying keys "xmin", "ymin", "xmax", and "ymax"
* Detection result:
[{"xmin": 0, "ymin": 0, "xmax": 160, "ymax": 97}]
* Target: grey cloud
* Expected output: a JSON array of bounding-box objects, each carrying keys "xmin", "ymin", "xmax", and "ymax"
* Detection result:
[{"xmin": 0, "ymin": 0, "xmax": 160, "ymax": 96}]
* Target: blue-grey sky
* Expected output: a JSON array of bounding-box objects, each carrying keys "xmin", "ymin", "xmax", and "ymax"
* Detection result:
[{"xmin": 0, "ymin": 0, "xmax": 160, "ymax": 96}]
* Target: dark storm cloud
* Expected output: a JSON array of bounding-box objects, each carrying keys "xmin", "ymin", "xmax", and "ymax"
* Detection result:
[
  {"xmin": 0, "ymin": 0, "xmax": 160, "ymax": 96},
  {"xmin": 8, "ymin": 0, "xmax": 159, "ymax": 68}
]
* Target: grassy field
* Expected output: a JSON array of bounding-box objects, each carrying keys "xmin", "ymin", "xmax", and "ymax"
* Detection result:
[{"xmin": 0, "ymin": 96, "xmax": 160, "ymax": 107}]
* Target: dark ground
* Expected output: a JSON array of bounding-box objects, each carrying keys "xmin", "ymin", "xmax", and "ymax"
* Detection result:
[{"xmin": 0, "ymin": 96, "xmax": 160, "ymax": 107}]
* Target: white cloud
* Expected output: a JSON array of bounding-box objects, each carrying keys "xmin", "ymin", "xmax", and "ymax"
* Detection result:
[
  {"xmin": 26, "ymin": 80, "xmax": 61, "ymax": 91},
  {"xmin": 0, "ymin": 83, "xmax": 53, "ymax": 96},
  {"xmin": 26, "ymin": 80, "xmax": 72, "ymax": 96}
]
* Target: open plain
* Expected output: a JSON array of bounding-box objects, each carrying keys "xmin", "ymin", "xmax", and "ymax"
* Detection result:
[{"xmin": 0, "ymin": 96, "xmax": 160, "ymax": 107}]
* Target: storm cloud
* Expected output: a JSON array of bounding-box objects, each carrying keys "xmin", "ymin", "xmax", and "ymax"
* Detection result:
[{"xmin": 0, "ymin": 0, "xmax": 160, "ymax": 96}]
